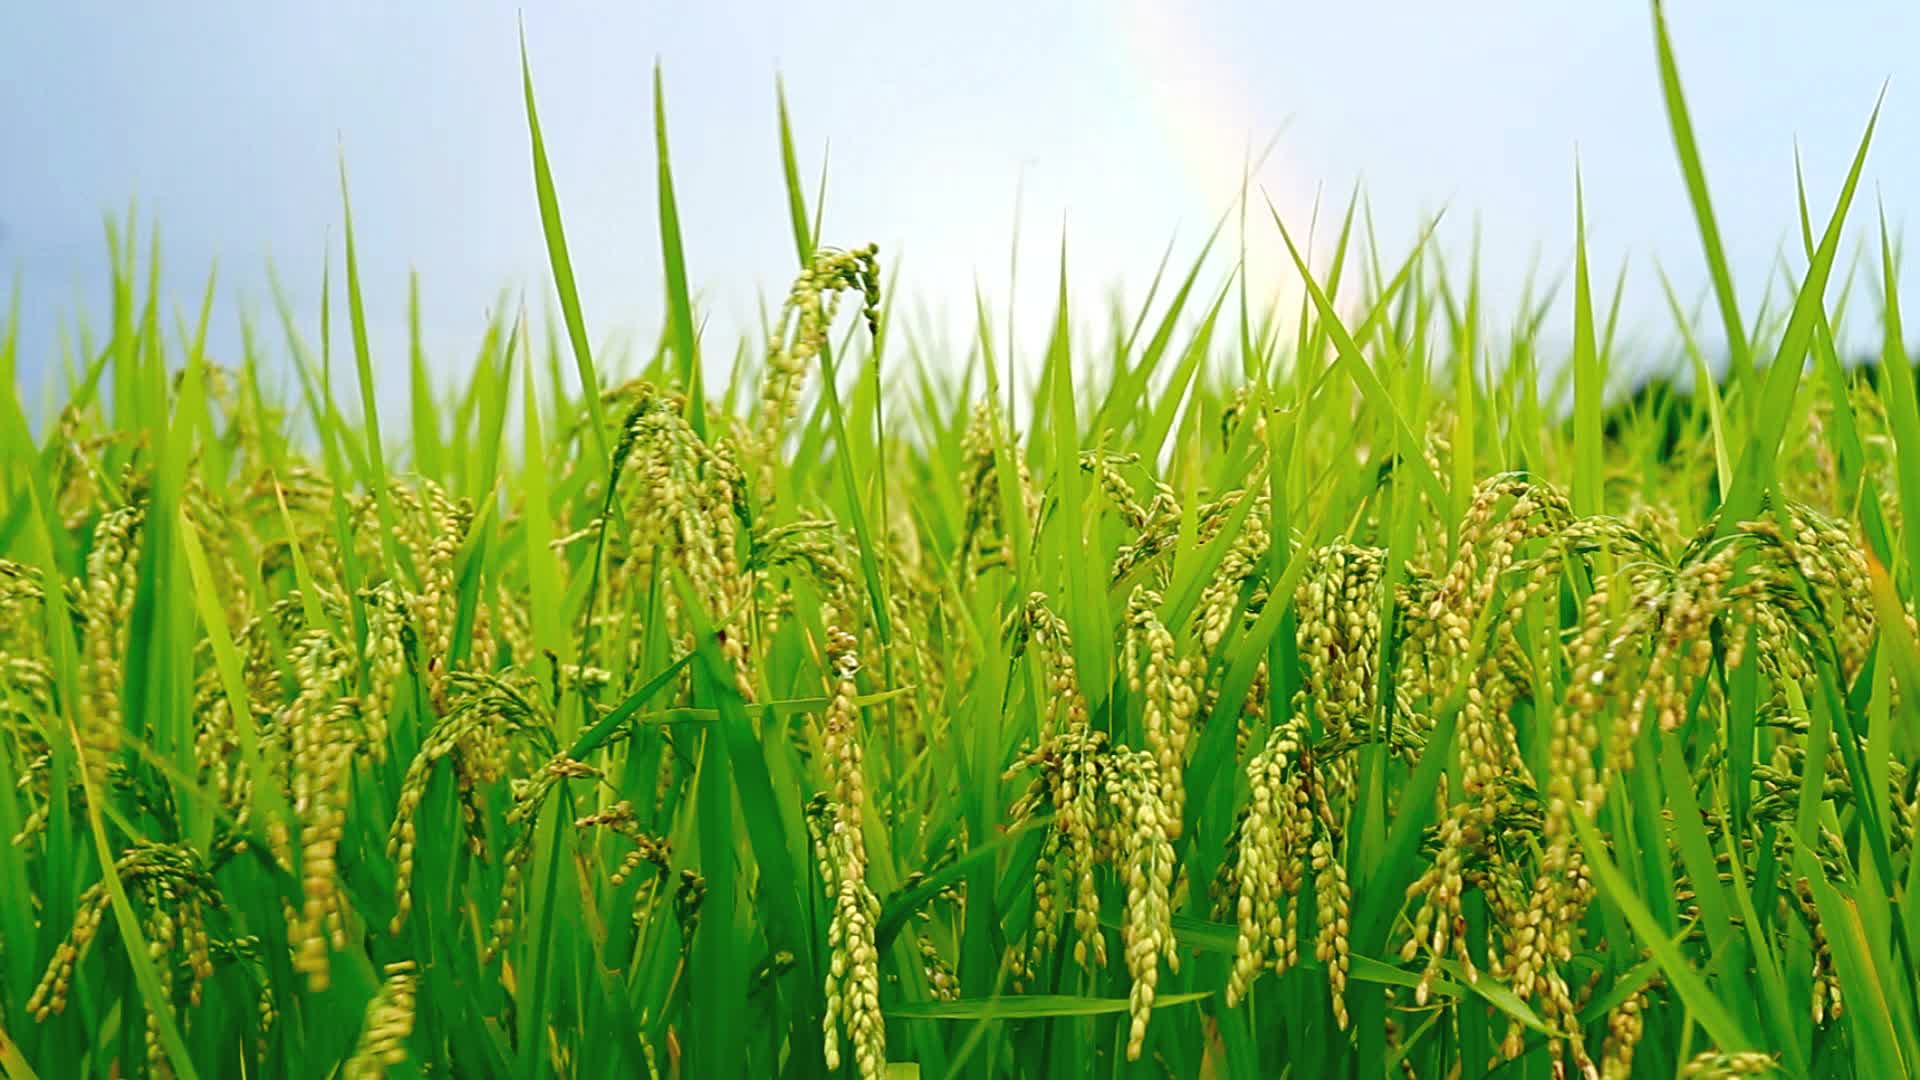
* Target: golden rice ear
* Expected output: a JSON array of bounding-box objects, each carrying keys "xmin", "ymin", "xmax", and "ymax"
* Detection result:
[
  {"xmin": 817, "ymin": 624, "xmax": 887, "ymax": 1079},
  {"xmin": 344, "ymin": 961, "xmax": 420, "ymax": 1078},
  {"xmin": 758, "ymin": 244, "xmax": 884, "ymax": 459}
]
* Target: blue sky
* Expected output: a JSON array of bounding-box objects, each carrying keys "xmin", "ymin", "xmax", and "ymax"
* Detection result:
[{"xmin": 3, "ymin": 3, "xmax": 1917, "ymax": 400}]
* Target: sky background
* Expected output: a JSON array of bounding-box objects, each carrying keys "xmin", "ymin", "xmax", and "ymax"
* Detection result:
[{"xmin": 4, "ymin": 2, "xmax": 1918, "ymax": 403}]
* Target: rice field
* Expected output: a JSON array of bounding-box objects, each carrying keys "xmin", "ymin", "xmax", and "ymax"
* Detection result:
[{"xmin": 6, "ymin": 10, "xmax": 1920, "ymax": 1080}]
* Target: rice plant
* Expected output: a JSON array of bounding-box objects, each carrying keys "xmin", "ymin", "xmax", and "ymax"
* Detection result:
[{"xmin": 4, "ymin": 6, "xmax": 1920, "ymax": 1078}]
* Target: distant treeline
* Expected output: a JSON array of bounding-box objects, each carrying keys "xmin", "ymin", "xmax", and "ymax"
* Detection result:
[{"xmin": 1601, "ymin": 351, "xmax": 1920, "ymax": 461}]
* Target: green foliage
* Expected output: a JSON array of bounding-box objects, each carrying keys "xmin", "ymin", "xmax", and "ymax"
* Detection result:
[{"xmin": 3, "ymin": 8, "xmax": 1919, "ymax": 1079}]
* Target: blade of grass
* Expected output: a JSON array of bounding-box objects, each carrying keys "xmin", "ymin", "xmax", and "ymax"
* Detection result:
[
  {"xmin": 1571, "ymin": 162, "xmax": 1604, "ymax": 516},
  {"xmin": 653, "ymin": 63, "xmax": 705, "ymax": 437},
  {"xmin": 407, "ymin": 270, "xmax": 445, "ymax": 479},
  {"xmin": 1715, "ymin": 89, "xmax": 1881, "ymax": 536},
  {"xmin": 338, "ymin": 156, "xmax": 410, "ymax": 584},
  {"xmin": 520, "ymin": 26, "xmax": 610, "ymax": 463},
  {"xmin": 1875, "ymin": 204, "xmax": 1920, "ymax": 586},
  {"xmin": 1650, "ymin": 0, "xmax": 1752, "ymax": 393},
  {"xmin": 776, "ymin": 77, "xmax": 816, "ymax": 263}
]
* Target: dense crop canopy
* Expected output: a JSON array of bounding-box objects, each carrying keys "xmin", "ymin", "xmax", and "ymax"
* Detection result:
[{"xmin": 3, "ymin": 8, "xmax": 1920, "ymax": 1079}]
